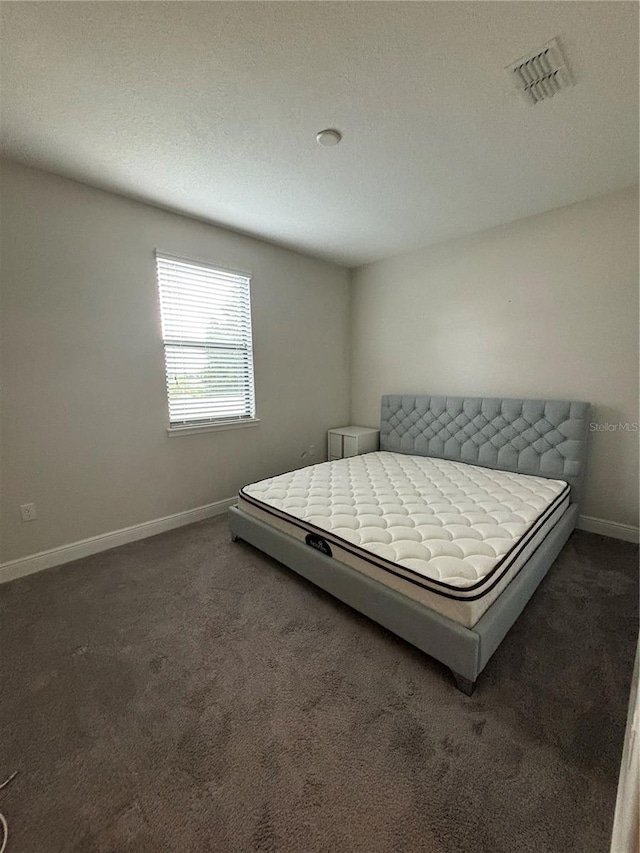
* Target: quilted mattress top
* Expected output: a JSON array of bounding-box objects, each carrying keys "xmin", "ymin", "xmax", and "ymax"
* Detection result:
[{"xmin": 240, "ymin": 452, "xmax": 569, "ymax": 594}]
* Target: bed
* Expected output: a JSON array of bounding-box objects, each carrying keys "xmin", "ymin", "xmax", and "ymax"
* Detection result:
[{"xmin": 228, "ymin": 394, "xmax": 590, "ymax": 694}]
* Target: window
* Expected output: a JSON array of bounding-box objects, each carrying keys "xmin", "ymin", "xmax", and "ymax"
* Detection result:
[{"xmin": 155, "ymin": 253, "xmax": 256, "ymax": 431}]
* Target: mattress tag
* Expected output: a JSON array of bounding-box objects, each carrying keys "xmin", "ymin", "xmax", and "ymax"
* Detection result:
[{"xmin": 305, "ymin": 533, "xmax": 332, "ymax": 557}]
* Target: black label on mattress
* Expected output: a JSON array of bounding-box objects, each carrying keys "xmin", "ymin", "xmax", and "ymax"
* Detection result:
[{"xmin": 305, "ymin": 533, "xmax": 332, "ymax": 557}]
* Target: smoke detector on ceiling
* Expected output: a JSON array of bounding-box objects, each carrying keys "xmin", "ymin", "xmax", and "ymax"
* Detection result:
[
  {"xmin": 507, "ymin": 38, "xmax": 574, "ymax": 105},
  {"xmin": 316, "ymin": 129, "xmax": 342, "ymax": 147}
]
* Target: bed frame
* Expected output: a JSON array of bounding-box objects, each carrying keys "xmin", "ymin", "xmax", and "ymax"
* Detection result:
[{"xmin": 229, "ymin": 394, "xmax": 590, "ymax": 694}]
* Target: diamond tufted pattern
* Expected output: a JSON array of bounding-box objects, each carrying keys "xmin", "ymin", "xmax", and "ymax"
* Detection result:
[
  {"xmin": 242, "ymin": 452, "xmax": 568, "ymax": 591},
  {"xmin": 381, "ymin": 395, "xmax": 589, "ymax": 502}
]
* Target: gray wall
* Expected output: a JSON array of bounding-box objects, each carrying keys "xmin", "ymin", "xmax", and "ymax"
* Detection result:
[
  {"xmin": 350, "ymin": 187, "xmax": 639, "ymax": 529},
  {"xmin": 2, "ymin": 161, "xmax": 637, "ymax": 565},
  {"xmin": 0, "ymin": 161, "xmax": 350, "ymax": 562}
]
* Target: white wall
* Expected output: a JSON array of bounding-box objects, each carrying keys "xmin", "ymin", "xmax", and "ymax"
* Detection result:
[
  {"xmin": 350, "ymin": 187, "xmax": 639, "ymax": 530},
  {"xmin": 0, "ymin": 161, "xmax": 350, "ymax": 563}
]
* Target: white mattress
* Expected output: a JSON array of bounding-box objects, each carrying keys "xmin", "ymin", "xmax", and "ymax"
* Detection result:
[{"xmin": 239, "ymin": 452, "xmax": 570, "ymax": 628}]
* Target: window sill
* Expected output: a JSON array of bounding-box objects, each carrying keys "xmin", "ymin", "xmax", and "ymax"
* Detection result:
[{"xmin": 167, "ymin": 418, "xmax": 261, "ymax": 437}]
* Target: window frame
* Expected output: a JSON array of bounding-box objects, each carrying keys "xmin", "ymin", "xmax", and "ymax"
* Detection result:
[{"xmin": 155, "ymin": 251, "xmax": 259, "ymax": 436}]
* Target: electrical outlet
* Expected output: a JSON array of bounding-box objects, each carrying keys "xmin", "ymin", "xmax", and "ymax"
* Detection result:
[
  {"xmin": 309, "ymin": 444, "xmax": 316, "ymax": 457},
  {"xmin": 20, "ymin": 503, "xmax": 37, "ymax": 522}
]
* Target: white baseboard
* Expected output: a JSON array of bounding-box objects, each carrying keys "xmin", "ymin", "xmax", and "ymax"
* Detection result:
[
  {"xmin": 1, "ymin": 501, "xmax": 635, "ymax": 587},
  {"xmin": 578, "ymin": 514, "xmax": 640, "ymax": 544},
  {"xmin": 0, "ymin": 497, "xmax": 237, "ymax": 585}
]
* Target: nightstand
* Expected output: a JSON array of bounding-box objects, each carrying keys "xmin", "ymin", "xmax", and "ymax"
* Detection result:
[{"xmin": 327, "ymin": 426, "xmax": 380, "ymax": 460}]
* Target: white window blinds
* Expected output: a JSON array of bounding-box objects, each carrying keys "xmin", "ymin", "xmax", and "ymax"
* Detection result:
[{"xmin": 155, "ymin": 253, "xmax": 256, "ymax": 428}]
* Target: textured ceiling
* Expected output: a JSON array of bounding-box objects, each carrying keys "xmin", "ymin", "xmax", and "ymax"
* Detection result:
[{"xmin": 1, "ymin": 1, "xmax": 638, "ymax": 267}]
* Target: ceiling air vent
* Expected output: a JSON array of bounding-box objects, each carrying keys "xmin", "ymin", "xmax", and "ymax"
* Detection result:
[{"xmin": 507, "ymin": 38, "xmax": 574, "ymax": 105}]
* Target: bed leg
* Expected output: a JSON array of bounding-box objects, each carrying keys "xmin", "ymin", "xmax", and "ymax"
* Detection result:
[
  {"xmin": 452, "ymin": 672, "xmax": 476, "ymax": 696},
  {"xmin": 230, "ymin": 532, "xmax": 239, "ymax": 543}
]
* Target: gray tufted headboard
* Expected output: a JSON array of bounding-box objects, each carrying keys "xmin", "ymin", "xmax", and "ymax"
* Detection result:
[{"xmin": 380, "ymin": 394, "xmax": 590, "ymax": 505}]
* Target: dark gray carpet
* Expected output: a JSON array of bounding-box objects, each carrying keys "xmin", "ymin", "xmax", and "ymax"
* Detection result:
[{"xmin": 0, "ymin": 519, "xmax": 637, "ymax": 853}]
